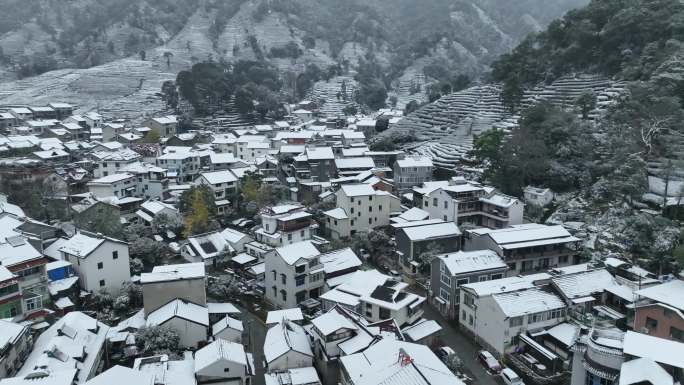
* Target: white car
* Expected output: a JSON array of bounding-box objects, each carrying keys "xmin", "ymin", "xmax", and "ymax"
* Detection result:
[{"xmin": 501, "ymin": 368, "xmax": 524, "ymax": 385}]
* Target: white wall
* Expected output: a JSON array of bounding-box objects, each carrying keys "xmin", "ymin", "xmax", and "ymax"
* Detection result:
[
  {"xmin": 165, "ymin": 317, "xmax": 207, "ymax": 348},
  {"xmin": 214, "ymin": 327, "xmax": 242, "ymax": 343},
  {"xmin": 269, "ymin": 350, "xmax": 312, "ymax": 372},
  {"xmin": 142, "ymin": 278, "xmax": 206, "ymax": 314},
  {"xmin": 67, "ymin": 240, "xmax": 131, "ymax": 294}
]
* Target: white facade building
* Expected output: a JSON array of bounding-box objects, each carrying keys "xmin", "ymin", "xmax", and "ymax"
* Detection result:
[
  {"xmin": 323, "ymin": 184, "xmax": 391, "ymax": 239},
  {"xmin": 264, "ymin": 241, "xmax": 324, "ymax": 309}
]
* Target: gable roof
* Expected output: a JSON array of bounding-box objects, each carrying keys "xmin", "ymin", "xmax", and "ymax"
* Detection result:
[
  {"xmin": 438, "ymin": 250, "xmax": 507, "ymax": 276},
  {"xmin": 194, "ymin": 339, "xmax": 250, "ymax": 373},
  {"xmin": 264, "ymin": 320, "xmax": 313, "ymax": 364},
  {"xmin": 59, "ymin": 231, "xmax": 124, "ymax": 258},
  {"xmin": 275, "ymin": 241, "xmax": 320, "ymax": 265},
  {"xmin": 146, "ymin": 299, "xmax": 209, "ymax": 327}
]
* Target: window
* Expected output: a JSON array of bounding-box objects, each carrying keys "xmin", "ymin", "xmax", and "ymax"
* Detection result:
[
  {"xmin": 112, "ymin": 251, "xmax": 118, "ymax": 260},
  {"xmin": 369, "ymin": 206, "xmax": 372, "ymax": 212},
  {"xmin": 379, "ymin": 205, "xmax": 383, "ymax": 211},
  {"xmin": 288, "ymin": 233, "xmax": 292, "ymax": 241},
  {"xmin": 440, "ymin": 287, "xmax": 450, "ymax": 302},
  {"xmin": 300, "ymin": 230, "xmax": 305, "ymax": 237},
  {"xmin": 645, "ymin": 317, "xmax": 658, "ymax": 331},
  {"xmin": 559, "ymin": 255, "xmax": 569, "ymax": 264},
  {"xmin": 468, "ymin": 315, "xmax": 474, "ymax": 326},
  {"xmin": 433, "ymin": 198, "xmax": 438, "ymax": 207},
  {"xmin": 463, "ymin": 293, "xmax": 475, "ymax": 308},
  {"xmin": 456, "ymin": 278, "xmax": 469, "ymax": 286},
  {"xmin": 97, "ymin": 262, "xmax": 103, "ymax": 270},
  {"xmin": 521, "ymin": 260, "xmax": 534, "ymax": 272},
  {"xmin": 272, "ymin": 287, "xmax": 277, "ymax": 297},
  {"xmin": 509, "ymin": 316, "xmax": 523, "ymax": 327},
  {"xmin": 281, "ymin": 274, "xmax": 286, "ymax": 285},
  {"xmin": 440, "ymin": 273, "xmax": 451, "ymax": 287},
  {"xmin": 295, "ymin": 275, "xmax": 306, "ymax": 287},
  {"xmin": 670, "ymin": 326, "xmax": 684, "ymax": 342},
  {"xmin": 25, "ymin": 295, "xmax": 42, "ymax": 311},
  {"xmin": 462, "ymin": 310, "xmax": 466, "ymax": 321},
  {"xmin": 295, "ymin": 265, "xmax": 306, "ymax": 274},
  {"xmin": 351, "ymin": 207, "xmax": 355, "ymax": 214},
  {"xmin": 368, "ymin": 218, "xmax": 372, "ymax": 225},
  {"xmin": 444, "ymin": 201, "xmax": 448, "ymax": 209},
  {"xmin": 491, "ymin": 273, "xmax": 504, "ymax": 280},
  {"xmin": 527, "ymin": 313, "xmax": 543, "ymax": 324},
  {"xmin": 478, "ymin": 275, "xmax": 488, "ymax": 282},
  {"xmin": 272, "ymin": 270, "xmax": 277, "ymax": 280},
  {"xmin": 281, "ymin": 290, "xmax": 287, "ymax": 301},
  {"xmin": 351, "ymin": 220, "xmax": 355, "ymax": 226},
  {"xmin": 99, "ymin": 279, "xmax": 106, "ymax": 287},
  {"xmin": 379, "ymin": 307, "xmax": 391, "ymax": 319},
  {"xmin": 507, "ymin": 262, "xmax": 516, "ymax": 271}
]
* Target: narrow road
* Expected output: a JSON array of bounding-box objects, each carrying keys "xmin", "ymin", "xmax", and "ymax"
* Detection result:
[
  {"xmin": 422, "ymin": 303, "xmax": 503, "ymax": 385},
  {"xmin": 241, "ymin": 304, "xmax": 268, "ymax": 385}
]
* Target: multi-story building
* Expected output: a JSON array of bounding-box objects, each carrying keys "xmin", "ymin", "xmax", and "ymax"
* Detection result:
[
  {"xmin": 395, "ymin": 221, "xmax": 461, "ymax": 278},
  {"xmin": 0, "ymin": 267, "xmax": 22, "ymax": 320},
  {"xmin": 264, "ymin": 241, "xmax": 324, "ymax": 309},
  {"xmin": 194, "ymin": 170, "xmax": 239, "ymax": 205},
  {"xmin": 119, "ymin": 162, "xmax": 168, "ymax": 200},
  {"xmin": 256, "ymin": 204, "xmax": 317, "ymax": 247},
  {"xmin": 58, "ymin": 231, "xmax": 131, "ymax": 294},
  {"xmin": 430, "ymin": 250, "xmax": 508, "ymax": 320},
  {"xmin": 0, "ymin": 319, "xmax": 32, "ymax": 379},
  {"xmin": 294, "ymin": 147, "xmax": 336, "ymax": 182},
  {"xmin": 323, "ymin": 184, "xmax": 392, "ymax": 239},
  {"xmin": 460, "ymin": 279, "xmax": 567, "ymax": 355},
  {"xmin": 464, "ymin": 223, "xmax": 581, "ymax": 275},
  {"xmin": 414, "ymin": 177, "xmax": 524, "ymax": 229},
  {"xmin": 87, "ymin": 173, "xmax": 138, "ymax": 200},
  {"xmin": 91, "ymin": 149, "xmax": 142, "ymax": 178},
  {"xmin": 144, "ymin": 115, "xmax": 178, "ymax": 138},
  {"xmin": 156, "ymin": 149, "xmax": 201, "ymax": 183},
  {"xmin": 393, "ymin": 156, "xmax": 433, "ymax": 192},
  {"xmin": 634, "ymin": 280, "xmax": 684, "ymax": 342},
  {"xmin": 359, "ymin": 280, "xmax": 426, "ymax": 326},
  {"xmin": 0, "ymin": 236, "xmax": 50, "ymax": 319}
]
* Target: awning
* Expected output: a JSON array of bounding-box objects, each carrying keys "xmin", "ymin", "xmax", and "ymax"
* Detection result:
[
  {"xmin": 594, "ymin": 305, "xmax": 625, "ymax": 320},
  {"xmin": 572, "ymin": 296, "xmax": 595, "ymax": 304},
  {"xmin": 519, "ymin": 333, "xmax": 559, "ymax": 362},
  {"xmin": 434, "ymin": 297, "xmax": 446, "ymax": 305},
  {"xmin": 409, "ymin": 297, "xmax": 427, "ymax": 309}
]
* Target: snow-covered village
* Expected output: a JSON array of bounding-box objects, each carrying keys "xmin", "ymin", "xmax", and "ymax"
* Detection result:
[{"xmin": 0, "ymin": 1, "xmax": 684, "ymax": 385}]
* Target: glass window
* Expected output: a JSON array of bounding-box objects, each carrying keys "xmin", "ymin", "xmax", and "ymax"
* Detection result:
[
  {"xmin": 509, "ymin": 316, "xmax": 523, "ymax": 327},
  {"xmin": 99, "ymin": 279, "xmax": 106, "ymax": 287},
  {"xmin": 440, "ymin": 287, "xmax": 450, "ymax": 302},
  {"xmin": 97, "ymin": 262, "xmax": 103, "ymax": 269},
  {"xmin": 112, "ymin": 251, "xmax": 118, "ymax": 260}
]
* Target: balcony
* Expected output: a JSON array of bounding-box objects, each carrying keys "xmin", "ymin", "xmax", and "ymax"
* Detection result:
[{"xmin": 277, "ymin": 218, "xmax": 314, "ymax": 232}]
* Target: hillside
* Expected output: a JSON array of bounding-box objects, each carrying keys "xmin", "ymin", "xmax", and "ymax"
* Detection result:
[{"xmin": 0, "ymin": 0, "xmax": 586, "ymax": 119}]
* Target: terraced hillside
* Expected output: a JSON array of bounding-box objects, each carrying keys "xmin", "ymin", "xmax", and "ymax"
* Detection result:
[
  {"xmin": 386, "ymin": 74, "xmax": 627, "ymax": 170},
  {"xmin": 306, "ymin": 76, "xmax": 359, "ymax": 118}
]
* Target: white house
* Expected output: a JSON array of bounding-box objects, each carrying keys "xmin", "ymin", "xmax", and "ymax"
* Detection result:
[
  {"xmin": 323, "ymin": 184, "xmax": 391, "ymax": 239},
  {"xmin": 393, "ymin": 156, "xmax": 434, "ymax": 192},
  {"xmin": 91, "ymin": 149, "xmax": 142, "ymax": 178},
  {"xmin": 194, "ymin": 170, "xmax": 239, "ymax": 213},
  {"xmin": 524, "ymin": 186, "xmax": 554, "ymax": 207},
  {"xmin": 182, "ymin": 228, "xmax": 252, "ymax": 266},
  {"xmin": 146, "ymin": 298, "xmax": 209, "ymax": 349},
  {"xmin": 414, "ymin": 178, "xmax": 524, "ymax": 229},
  {"xmin": 87, "ymin": 173, "xmax": 137, "ymax": 200},
  {"xmin": 459, "ymin": 273, "xmax": 567, "ymax": 356},
  {"xmin": 264, "ymin": 241, "xmax": 324, "ymax": 309},
  {"xmin": 264, "ymin": 319, "xmax": 313, "ymax": 372},
  {"xmin": 194, "ymin": 339, "xmax": 254, "ymax": 385},
  {"xmin": 0, "ymin": 320, "xmax": 32, "ymax": 379},
  {"xmin": 211, "ymin": 316, "xmax": 244, "ymax": 343},
  {"xmin": 256, "ymin": 204, "xmax": 317, "ymax": 247},
  {"xmin": 156, "ymin": 149, "xmax": 201, "ymax": 183},
  {"xmin": 58, "ymin": 231, "xmax": 131, "ymax": 294},
  {"xmin": 265, "ymin": 367, "xmax": 321, "ymax": 385},
  {"xmin": 359, "ymin": 281, "xmax": 426, "ymax": 326},
  {"xmin": 135, "ymin": 200, "xmax": 180, "ymax": 227}
]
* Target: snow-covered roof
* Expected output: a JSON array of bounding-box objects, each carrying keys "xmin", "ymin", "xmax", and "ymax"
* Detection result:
[
  {"xmin": 266, "ymin": 308, "xmax": 304, "ymax": 324},
  {"xmin": 340, "ymin": 184, "xmax": 376, "ymax": 197},
  {"xmin": 305, "ymin": 147, "xmax": 334, "ymax": 160},
  {"xmin": 636, "ymin": 280, "xmax": 684, "ymax": 310},
  {"xmin": 133, "ymin": 354, "xmax": 196, "ymax": 385},
  {"xmin": 146, "ymin": 299, "xmax": 209, "ymax": 327},
  {"xmin": 0, "ymin": 320, "xmax": 27, "ymax": 354},
  {"xmin": 17, "ymin": 312, "xmax": 109, "ymax": 384},
  {"xmin": 619, "ymin": 358, "xmax": 673, "ymax": 385},
  {"xmin": 264, "ymin": 320, "xmax": 313, "ymax": 364},
  {"xmin": 151, "ymin": 115, "xmax": 177, "ymax": 125},
  {"xmin": 311, "ymin": 310, "xmax": 358, "ymax": 336},
  {"xmin": 89, "ymin": 173, "xmax": 135, "ymax": 184},
  {"xmin": 551, "ymin": 269, "xmax": 617, "ymax": 300},
  {"xmin": 140, "ymin": 200, "xmax": 177, "ymax": 215},
  {"xmin": 275, "ymin": 241, "xmax": 320, "ymax": 265},
  {"xmin": 264, "ymin": 367, "xmax": 320, "ymax": 385},
  {"xmin": 461, "ymin": 273, "xmax": 551, "ymax": 296},
  {"xmin": 319, "ymin": 247, "xmax": 361, "ymax": 275},
  {"xmin": 194, "ymin": 338, "xmax": 250, "ymax": 373},
  {"xmin": 439, "ymin": 250, "xmax": 507, "ymax": 276},
  {"xmin": 0, "ymin": 238, "xmax": 43, "ymax": 267},
  {"xmin": 2, "ymin": 370, "xmax": 77, "ymax": 385},
  {"xmin": 493, "ymin": 287, "xmax": 565, "ymax": 317},
  {"xmin": 0, "ymin": 265, "xmax": 16, "ymax": 282},
  {"xmin": 199, "ymin": 170, "xmax": 238, "ymax": 185},
  {"xmin": 400, "ymin": 222, "xmax": 461, "ymax": 241},
  {"xmin": 486, "ymin": 224, "xmax": 579, "ymax": 249},
  {"xmin": 212, "ymin": 316, "xmax": 244, "ymax": 336},
  {"xmin": 335, "ymin": 157, "xmax": 375, "ymax": 169},
  {"xmin": 623, "ymin": 331, "xmax": 684, "ymax": 369},
  {"xmin": 207, "ymin": 302, "xmax": 240, "ymax": 315},
  {"xmin": 396, "ymin": 156, "xmax": 433, "ymax": 168},
  {"xmin": 397, "ymin": 207, "xmax": 430, "ymax": 222},
  {"xmin": 324, "ymin": 208, "xmax": 348, "ymax": 220},
  {"xmin": 401, "ymin": 319, "xmax": 442, "ymax": 342},
  {"xmin": 48, "ymin": 276, "xmax": 79, "ymax": 296},
  {"xmin": 140, "ymin": 263, "xmax": 205, "ymax": 284},
  {"xmin": 59, "ymin": 232, "xmax": 124, "ymax": 258},
  {"xmin": 339, "ymin": 338, "xmax": 461, "ymax": 385},
  {"xmin": 543, "ymin": 323, "xmax": 580, "ymax": 347},
  {"xmin": 85, "ymin": 365, "xmax": 155, "ymax": 385}
]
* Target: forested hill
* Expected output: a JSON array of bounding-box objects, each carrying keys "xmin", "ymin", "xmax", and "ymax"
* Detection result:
[
  {"xmin": 466, "ymin": 0, "xmax": 684, "ymax": 274},
  {"xmin": 0, "ymin": 0, "xmax": 585, "ymax": 83}
]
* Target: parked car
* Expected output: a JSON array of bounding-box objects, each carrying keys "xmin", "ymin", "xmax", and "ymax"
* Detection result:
[
  {"xmin": 501, "ymin": 368, "xmax": 524, "ymax": 385},
  {"xmin": 477, "ymin": 350, "xmax": 502, "ymax": 373},
  {"xmin": 436, "ymin": 346, "xmax": 456, "ymax": 363}
]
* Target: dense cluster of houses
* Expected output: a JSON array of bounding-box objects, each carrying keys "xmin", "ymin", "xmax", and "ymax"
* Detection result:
[{"xmin": 0, "ymin": 100, "xmax": 682, "ymax": 385}]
